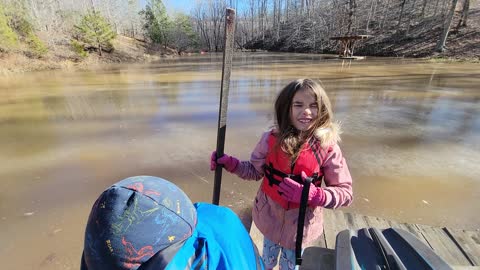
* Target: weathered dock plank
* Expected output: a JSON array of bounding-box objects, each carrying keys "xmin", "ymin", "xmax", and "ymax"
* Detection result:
[
  {"xmin": 250, "ymin": 221, "xmax": 264, "ymax": 250},
  {"xmin": 343, "ymin": 211, "xmax": 369, "ymax": 230},
  {"xmin": 322, "ymin": 209, "xmax": 347, "ymax": 249},
  {"xmin": 363, "ymin": 214, "xmax": 431, "ymax": 246},
  {"xmin": 310, "ymin": 230, "xmax": 327, "ymax": 248},
  {"xmin": 416, "ymin": 224, "xmax": 472, "ymax": 266},
  {"xmin": 364, "ymin": 215, "xmax": 391, "ymax": 229},
  {"xmin": 444, "ymin": 228, "xmax": 480, "ymax": 266},
  {"xmin": 389, "ymin": 220, "xmax": 431, "ymax": 246},
  {"xmin": 248, "ymin": 210, "xmax": 478, "ymax": 269}
]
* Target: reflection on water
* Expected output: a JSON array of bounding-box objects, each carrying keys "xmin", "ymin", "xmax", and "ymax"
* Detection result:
[{"xmin": 0, "ymin": 53, "xmax": 479, "ymax": 269}]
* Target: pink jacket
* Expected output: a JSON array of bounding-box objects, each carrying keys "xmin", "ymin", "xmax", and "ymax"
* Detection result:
[{"xmin": 232, "ymin": 127, "xmax": 353, "ymax": 250}]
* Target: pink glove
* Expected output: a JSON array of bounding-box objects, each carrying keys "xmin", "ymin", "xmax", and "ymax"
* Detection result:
[
  {"xmin": 278, "ymin": 171, "xmax": 326, "ymax": 207},
  {"xmin": 210, "ymin": 151, "xmax": 240, "ymax": 173}
]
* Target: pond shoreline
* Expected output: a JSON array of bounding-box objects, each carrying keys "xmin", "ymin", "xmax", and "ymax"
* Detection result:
[
  {"xmin": 0, "ymin": 35, "xmax": 180, "ymax": 75},
  {"xmin": 2, "ymin": 51, "xmax": 477, "ymax": 76},
  {"xmin": 1, "ymin": 34, "xmax": 478, "ymax": 76}
]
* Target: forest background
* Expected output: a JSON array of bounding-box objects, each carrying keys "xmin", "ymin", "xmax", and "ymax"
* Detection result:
[{"xmin": 0, "ymin": 0, "xmax": 478, "ymax": 74}]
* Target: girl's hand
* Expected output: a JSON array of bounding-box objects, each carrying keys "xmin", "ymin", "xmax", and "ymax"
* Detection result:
[
  {"xmin": 210, "ymin": 151, "xmax": 240, "ymax": 173},
  {"xmin": 278, "ymin": 171, "xmax": 326, "ymax": 207}
]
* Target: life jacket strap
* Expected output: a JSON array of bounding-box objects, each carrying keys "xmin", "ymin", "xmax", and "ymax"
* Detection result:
[
  {"xmin": 264, "ymin": 163, "xmax": 320, "ymax": 186},
  {"xmin": 308, "ymin": 137, "xmax": 324, "ymax": 168}
]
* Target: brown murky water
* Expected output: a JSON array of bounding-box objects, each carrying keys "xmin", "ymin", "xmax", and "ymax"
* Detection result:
[{"xmin": 1, "ymin": 53, "xmax": 479, "ymax": 269}]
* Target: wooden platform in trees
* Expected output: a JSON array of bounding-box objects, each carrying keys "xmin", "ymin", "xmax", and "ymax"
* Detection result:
[
  {"xmin": 330, "ymin": 35, "xmax": 372, "ymax": 58},
  {"xmin": 249, "ymin": 209, "xmax": 480, "ymax": 270}
]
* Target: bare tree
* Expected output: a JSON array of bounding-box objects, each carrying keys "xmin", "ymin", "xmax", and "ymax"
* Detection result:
[
  {"xmin": 347, "ymin": 0, "xmax": 357, "ymax": 34},
  {"xmin": 456, "ymin": 0, "xmax": 470, "ymax": 28},
  {"xmin": 365, "ymin": 0, "xmax": 378, "ymax": 33},
  {"xmin": 192, "ymin": 2, "xmax": 211, "ymax": 50},
  {"xmin": 248, "ymin": 0, "xmax": 256, "ymax": 41},
  {"xmin": 436, "ymin": 0, "xmax": 459, "ymax": 52},
  {"xmin": 379, "ymin": 0, "xmax": 392, "ymax": 32},
  {"xmin": 405, "ymin": 0, "xmax": 418, "ymax": 36},
  {"xmin": 396, "ymin": 0, "xmax": 407, "ymax": 33},
  {"xmin": 259, "ymin": 0, "xmax": 267, "ymax": 40},
  {"xmin": 433, "ymin": 0, "xmax": 441, "ymax": 17},
  {"xmin": 420, "ymin": 0, "xmax": 428, "ymax": 17}
]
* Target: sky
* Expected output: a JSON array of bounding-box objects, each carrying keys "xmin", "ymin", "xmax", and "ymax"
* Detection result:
[
  {"xmin": 139, "ymin": 0, "xmax": 246, "ymax": 15},
  {"xmin": 139, "ymin": 0, "xmax": 195, "ymax": 14}
]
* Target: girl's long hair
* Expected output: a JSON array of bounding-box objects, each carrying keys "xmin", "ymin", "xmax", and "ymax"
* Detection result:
[{"xmin": 274, "ymin": 78, "xmax": 334, "ymax": 161}]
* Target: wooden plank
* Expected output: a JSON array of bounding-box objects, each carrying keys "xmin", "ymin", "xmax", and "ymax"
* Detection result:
[
  {"xmin": 416, "ymin": 224, "xmax": 471, "ymax": 266},
  {"xmin": 322, "ymin": 209, "xmax": 348, "ymax": 249},
  {"xmin": 249, "ymin": 221, "xmax": 264, "ymax": 255},
  {"xmin": 388, "ymin": 220, "xmax": 430, "ymax": 246},
  {"xmin": 339, "ymin": 56, "xmax": 366, "ymax": 60},
  {"xmin": 343, "ymin": 212, "xmax": 368, "ymax": 230},
  {"xmin": 444, "ymin": 228, "xmax": 480, "ymax": 266},
  {"xmin": 364, "ymin": 215, "xmax": 391, "ymax": 229},
  {"xmin": 311, "ymin": 230, "xmax": 327, "ymax": 248},
  {"xmin": 330, "ymin": 35, "xmax": 372, "ymax": 40}
]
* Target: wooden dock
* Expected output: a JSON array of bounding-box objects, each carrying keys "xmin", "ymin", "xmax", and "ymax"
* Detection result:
[
  {"xmin": 249, "ymin": 209, "xmax": 480, "ymax": 270},
  {"xmin": 330, "ymin": 35, "xmax": 372, "ymax": 59}
]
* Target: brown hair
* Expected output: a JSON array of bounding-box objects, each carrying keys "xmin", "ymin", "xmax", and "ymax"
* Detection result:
[{"xmin": 274, "ymin": 78, "xmax": 334, "ymax": 160}]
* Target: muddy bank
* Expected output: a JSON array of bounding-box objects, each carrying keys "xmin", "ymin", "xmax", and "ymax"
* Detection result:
[{"xmin": 0, "ymin": 35, "xmax": 180, "ymax": 75}]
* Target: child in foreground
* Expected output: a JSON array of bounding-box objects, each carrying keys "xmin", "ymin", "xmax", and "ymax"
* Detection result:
[{"xmin": 211, "ymin": 78, "xmax": 353, "ymax": 270}]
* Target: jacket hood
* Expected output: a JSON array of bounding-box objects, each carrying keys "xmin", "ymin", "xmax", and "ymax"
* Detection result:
[
  {"xmin": 82, "ymin": 176, "xmax": 197, "ymax": 270},
  {"xmin": 314, "ymin": 122, "xmax": 342, "ymax": 148}
]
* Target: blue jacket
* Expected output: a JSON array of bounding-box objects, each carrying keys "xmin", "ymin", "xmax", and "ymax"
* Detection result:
[{"xmin": 166, "ymin": 202, "xmax": 264, "ymax": 270}]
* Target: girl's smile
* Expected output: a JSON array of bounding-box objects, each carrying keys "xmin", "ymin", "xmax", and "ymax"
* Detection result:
[{"xmin": 290, "ymin": 89, "xmax": 318, "ymax": 131}]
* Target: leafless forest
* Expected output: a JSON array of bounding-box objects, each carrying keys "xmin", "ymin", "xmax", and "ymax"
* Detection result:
[{"xmin": 0, "ymin": 0, "xmax": 477, "ymax": 60}]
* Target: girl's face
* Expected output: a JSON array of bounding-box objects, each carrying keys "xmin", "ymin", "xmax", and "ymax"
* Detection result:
[{"xmin": 290, "ymin": 89, "xmax": 318, "ymax": 131}]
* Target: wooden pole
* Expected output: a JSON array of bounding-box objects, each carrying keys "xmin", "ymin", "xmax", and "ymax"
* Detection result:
[{"xmin": 213, "ymin": 8, "xmax": 236, "ymax": 205}]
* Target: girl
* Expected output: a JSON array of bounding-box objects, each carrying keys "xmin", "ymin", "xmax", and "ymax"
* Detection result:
[{"xmin": 210, "ymin": 78, "xmax": 353, "ymax": 270}]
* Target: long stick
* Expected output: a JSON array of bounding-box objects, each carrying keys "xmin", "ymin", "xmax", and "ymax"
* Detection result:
[{"xmin": 213, "ymin": 8, "xmax": 236, "ymax": 205}]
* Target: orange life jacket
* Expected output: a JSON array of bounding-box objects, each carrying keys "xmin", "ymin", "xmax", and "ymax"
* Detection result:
[{"xmin": 261, "ymin": 133, "xmax": 326, "ymax": 210}]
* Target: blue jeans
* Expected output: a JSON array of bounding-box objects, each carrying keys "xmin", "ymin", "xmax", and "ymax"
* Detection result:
[{"xmin": 262, "ymin": 237, "xmax": 302, "ymax": 270}]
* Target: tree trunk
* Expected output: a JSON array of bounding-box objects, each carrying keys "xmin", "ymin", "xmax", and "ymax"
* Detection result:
[
  {"xmin": 273, "ymin": 0, "xmax": 277, "ymax": 30},
  {"xmin": 405, "ymin": 0, "xmax": 418, "ymax": 36},
  {"xmin": 396, "ymin": 0, "xmax": 407, "ymax": 32},
  {"xmin": 441, "ymin": 0, "xmax": 450, "ymax": 18},
  {"xmin": 97, "ymin": 39, "xmax": 103, "ymax": 56},
  {"xmin": 347, "ymin": 0, "xmax": 357, "ymax": 35},
  {"xmin": 259, "ymin": 0, "xmax": 266, "ymax": 41},
  {"xmin": 433, "ymin": 0, "xmax": 441, "ymax": 17},
  {"xmin": 420, "ymin": 0, "xmax": 428, "ymax": 17},
  {"xmin": 285, "ymin": 0, "xmax": 290, "ymax": 20},
  {"xmin": 276, "ymin": 0, "xmax": 282, "ymax": 41},
  {"xmin": 456, "ymin": 0, "xmax": 470, "ymax": 28},
  {"xmin": 365, "ymin": 0, "xmax": 378, "ymax": 33},
  {"xmin": 249, "ymin": 0, "xmax": 255, "ymax": 41},
  {"xmin": 436, "ymin": 0, "xmax": 459, "ymax": 52},
  {"xmin": 380, "ymin": 0, "xmax": 391, "ymax": 32}
]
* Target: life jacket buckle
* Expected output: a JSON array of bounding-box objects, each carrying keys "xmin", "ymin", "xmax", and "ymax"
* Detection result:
[{"xmin": 287, "ymin": 174, "xmax": 303, "ymax": 184}]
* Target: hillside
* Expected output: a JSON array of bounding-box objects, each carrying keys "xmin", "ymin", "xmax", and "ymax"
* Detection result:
[
  {"xmin": 243, "ymin": 2, "xmax": 479, "ymax": 62},
  {"xmin": 0, "ymin": 35, "xmax": 178, "ymax": 74},
  {"xmin": 357, "ymin": 7, "xmax": 480, "ymax": 60}
]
